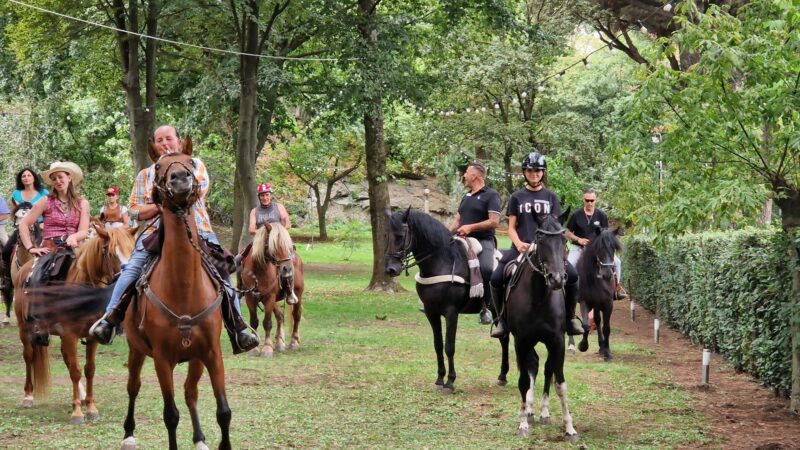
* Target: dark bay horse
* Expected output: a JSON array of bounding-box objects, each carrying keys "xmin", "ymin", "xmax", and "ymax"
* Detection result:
[
  {"xmin": 1, "ymin": 201, "xmax": 40, "ymax": 325},
  {"xmin": 505, "ymin": 212, "xmax": 577, "ymax": 440},
  {"xmin": 385, "ymin": 208, "xmax": 510, "ymax": 393},
  {"xmin": 13, "ymin": 225, "xmax": 134, "ymax": 423},
  {"xmin": 576, "ymin": 229, "xmax": 621, "ymax": 362},
  {"xmin": 239, "ymin": 221, "xmax": 304, "ymax": 357},
  {"xmin": 122, "ymin": 149, "xmax": 231, "ymax": 450}
]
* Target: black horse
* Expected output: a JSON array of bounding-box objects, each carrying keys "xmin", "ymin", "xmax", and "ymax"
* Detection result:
[
  {"xmin": 385, "ymin": 208, "xmax": 510, "ymax": 393},
  {"xmin": 576, "ymin": 228, "xmax": 621, "ymax": 362},
  {"xmin": 505, "ymin": 212, "xmax": 578, "ymax": 441},
  {"xmin": 1, "ymin": 201, "xmax": 39, "ymax": 325}
]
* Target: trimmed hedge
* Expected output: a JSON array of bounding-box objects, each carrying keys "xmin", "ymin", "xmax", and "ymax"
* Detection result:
[{"xmin": 624, "ymin": 228, "xmax": 793, "ymax": 395}]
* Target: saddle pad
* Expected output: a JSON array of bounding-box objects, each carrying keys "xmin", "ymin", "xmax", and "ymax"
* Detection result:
[{"xmin": 414, "ymin": 272, "xmax": 467, "ymax": 286}]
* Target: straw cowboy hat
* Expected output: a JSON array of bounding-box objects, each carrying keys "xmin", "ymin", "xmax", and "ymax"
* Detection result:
[{"xmin": 41, "ymin": 161, "xmax": 84, "ymax": 186}]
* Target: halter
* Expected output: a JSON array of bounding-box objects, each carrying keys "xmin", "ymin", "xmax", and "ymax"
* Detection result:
[
  {"xmin": 153, "ymin": 159, "xmax": 200, "ymax": 214},
  {"xmin": 385, "ymin": 221, "xmax": 433, "ymax": 275}
]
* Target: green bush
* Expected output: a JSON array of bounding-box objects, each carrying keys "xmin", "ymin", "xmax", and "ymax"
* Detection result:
[{"xmin": 624, "ymin": 228, "xmax": 793, "ymax": 396}]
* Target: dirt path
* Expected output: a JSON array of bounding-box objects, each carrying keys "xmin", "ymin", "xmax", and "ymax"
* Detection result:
[{"xmin": 609, "ymin": 300, "xmax": 799, "ymax": 450}]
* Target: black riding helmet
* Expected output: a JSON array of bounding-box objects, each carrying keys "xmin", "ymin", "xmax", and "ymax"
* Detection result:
[{"xmin": 522, "ymin": 152, "xmax": 547, "ymax": 170}]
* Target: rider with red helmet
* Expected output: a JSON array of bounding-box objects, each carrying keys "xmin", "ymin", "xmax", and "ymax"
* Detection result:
[{"xmin": 248, "ymin": 182, "xmax": 291, "ymax": 235}]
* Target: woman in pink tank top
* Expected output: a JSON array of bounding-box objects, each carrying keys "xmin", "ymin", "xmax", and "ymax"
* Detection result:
[{"xmin": 18, "ymin": 161, "xmax": 91, "ymax": 256}]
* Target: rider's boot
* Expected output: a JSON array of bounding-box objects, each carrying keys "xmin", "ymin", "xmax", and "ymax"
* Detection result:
[
  {"xmin": 479, "ymin": 292, "xmax": 493, "ymax": 325},
  {"xmin": 490, "ymin": 285, "xmax": 508, "ymax": 338},
  {"xmin": 614, "ymin": 275, "xmax": 628, "ymax": 300},
  {"xmin": 89, "ymin": 287, "xmax": 136, "ymax": 345},
  {"xmin": 221, "ymin": 294, "xmax": 259, "ymax": 355},
  {"xmin": 564, "ymin": 280, "xmax": 585, "ymax": 336}
]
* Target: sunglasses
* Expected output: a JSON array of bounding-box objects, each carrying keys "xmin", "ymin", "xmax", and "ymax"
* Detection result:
[{"xmin": 583, "ymin": 199, "xmax": 595, "ymax": 203}]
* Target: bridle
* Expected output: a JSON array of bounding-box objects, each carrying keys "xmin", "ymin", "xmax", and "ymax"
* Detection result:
[
  {"xmin": 385, "ymin": 221, "xmax": 433, "ymax": 275},
  {"xmin": 522, "ymin": 226, "xmax": 567, "ymax": 289},
  {"xmin": 153, "ymin": 159, "xmax": 200, "ymax": 215}
]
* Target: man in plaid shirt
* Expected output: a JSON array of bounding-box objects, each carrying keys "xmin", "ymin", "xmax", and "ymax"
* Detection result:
[{"xmin": 90, "ymin": 125, "xmax": 259, "ymax": 354}]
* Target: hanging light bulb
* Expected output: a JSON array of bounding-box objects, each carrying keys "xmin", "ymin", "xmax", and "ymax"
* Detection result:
[
  {"xmin": 521, "ymin": 91, "xmax": 528, "ymax": 98},
  {"xmin": 663, "ymin": 1, "xmax": 674, "ymax": 12},
  {"xmin": 537, "ymin": 84, "xmax": 545, "ymax": 92},
  {"xmin": 494, "ymin": 103, "xmax": 500, "ymax": 109},
  {"xmin": 582, "ymin": 59, "xmax": 590, "ymax": 69},
  {"xmin": 639, "ymin": 21, "xmax": 649, "ymax": 34},
  {"xmin": 466, "ymin": 107, "xmax": 472, "ymax": 113},
  {"xmin": 609, "ymin": 43, "xmax": 616, "ymax": 53},
  {"xmin": 554, "ymin": 72, "xmax": 562, "ymax": 80},
  {"xmin": 481, "ymin": 106, "xmax": 487, "ymax": 112}
]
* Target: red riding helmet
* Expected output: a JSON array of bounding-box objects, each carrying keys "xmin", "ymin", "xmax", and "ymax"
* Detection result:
[{"xmin": 257, "ymin": 183, "xmax": 273, "ymax": 194}]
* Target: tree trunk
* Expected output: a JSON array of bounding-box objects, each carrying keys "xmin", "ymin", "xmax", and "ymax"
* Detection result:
[
  {"xmin": 773, "ymin": 181, "xmax": 800, "ymax": 413},
  {"xmin": 359, "ymin": 0, "xmax": 400, "ymax": 292}
]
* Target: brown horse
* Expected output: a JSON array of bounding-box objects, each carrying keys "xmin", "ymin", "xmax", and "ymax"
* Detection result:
[
  {"xmin": 239, "ymin": 222, "xmax": 304, "ymax": 357},
  {"xmin": 13, "ymin": 225, "xmax": 135, "ymax": 423},
  {"xmin": 1, "ymin": 202, "xmax": 40, "ymax": 325},
  {"xmin": 121, "ymin": 149, "xmax": 231, "ymax": 450}
]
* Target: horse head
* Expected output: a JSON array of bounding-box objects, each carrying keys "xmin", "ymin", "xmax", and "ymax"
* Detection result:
[
  {"xmin": 73, "ymin": 224, "xmax": 135, "ymax": 285},
  {"xmin": 13, "ymin": 201, "xmax": 34, "ymax": 227},
  {"xmin": 385, "ymin": 207, "xmax": 413, "ymax": 277},
  {"xmin": 531, "ymin": 213, "xmax": 568, "ymax": 290},
  {"xmin": 588, "ymin": 228, "xmax": 621, "ymax": 280},
  {"xmin": 152, "ymin": 151, "xmax": 199, "ymax": 212}
]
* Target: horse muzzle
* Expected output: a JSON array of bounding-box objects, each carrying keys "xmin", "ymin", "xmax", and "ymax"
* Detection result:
[
  {"xmin": 546, "ymin": 272, "xmax": 565, "ymax": 290},
  {"xmin": 168, "ymin": 170, "xmax": 194, "ymax": 196},
  {"xmin": 385, "ymin": 263, "xmax": 401, "ymax": 277}
]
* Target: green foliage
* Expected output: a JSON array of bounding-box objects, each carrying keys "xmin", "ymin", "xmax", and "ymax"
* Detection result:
[
  {"xmin": 332, "ymin": 219, "xmax": 371, "ymax": 260},
  {"xmin": 624, "ymin": 228, "xmax": 793, "ymax": 394}
]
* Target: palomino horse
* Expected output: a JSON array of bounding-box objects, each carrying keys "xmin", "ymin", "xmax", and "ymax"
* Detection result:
[
  {"xmin": 13, "ymin": 225, "xmax": 134, "ymax": 423},
  {"xmin": 504, "ymin": 212, "xmax": 578, "ymax": 441},
  {"xmin": 239, "ymin": 222, "xmax": 304, "ymax": 357},
  {"xmin": 122, "ymin": 150, "xmax": 232, "ymax": 450},
  {"xmin": 576, "ymin": 228, "xmax": 621, "ymax": 362},
  {"xmin": 385, "ymin": 208, "xmax": 511, "ymax": 393},
  {"xmin": 1, "ymin": 202, "xmax": 40, "ymax": 325}
]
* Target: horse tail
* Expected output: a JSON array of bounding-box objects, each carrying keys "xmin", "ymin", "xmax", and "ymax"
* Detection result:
[
  {"xmin": 251, "ymin": 226, "xmax": 269, "ymax": 268},
  {"xmin": 32, "ymin": 345, "xmax": 51, "ymax": 398}
]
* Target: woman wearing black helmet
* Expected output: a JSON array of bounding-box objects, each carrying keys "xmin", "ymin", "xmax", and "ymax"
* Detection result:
[{"xmin": 489, "ymin": 151, "xmax": 584, "ymax": 338}]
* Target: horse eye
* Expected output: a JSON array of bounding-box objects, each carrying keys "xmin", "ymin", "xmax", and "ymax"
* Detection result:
[{"xmin": 155, "ymin": 164, "xmax": 160, "ymax": 170}]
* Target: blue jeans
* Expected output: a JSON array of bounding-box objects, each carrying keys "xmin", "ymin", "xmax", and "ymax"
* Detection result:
[{"xmin": 104, "ymin": 232, "xmax": 242, "ymax": 316}]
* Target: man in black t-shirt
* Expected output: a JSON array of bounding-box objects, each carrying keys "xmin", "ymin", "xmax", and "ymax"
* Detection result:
[
  {"xmin": 448, "ymin": 160, "xmax": 501, "ymax": 325},
  {"xmin": 566, "ymin": 189, "xmax": 626, "ymax": 299}
]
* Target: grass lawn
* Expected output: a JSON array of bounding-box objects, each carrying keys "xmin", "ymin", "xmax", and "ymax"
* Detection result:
[{"xmin": 0, "ymin": 234, "xmax": 711, "ymax": 449}]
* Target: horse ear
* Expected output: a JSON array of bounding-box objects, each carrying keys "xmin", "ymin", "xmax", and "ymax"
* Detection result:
[
  {"xmin": 94, "ymin": 223, "xmax": 109, "ymax": 240},
  {"xmin": 559, "ymin": 206, "xmax": 571, "ymax": 225},
  {"xmin": 533, "ymin": 213, "xmax": 544, "ymax": 227},
  {"xmin": 402, "ymin": 206, "xmax": 411, "ymax": 222},
  {"xmin": 182, "ymin": 137, "xmax": 193, "ymax": 156}
]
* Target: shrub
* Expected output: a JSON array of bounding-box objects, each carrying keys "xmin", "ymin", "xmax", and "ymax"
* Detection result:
[{"xmin": 624, "ymin": 228, "xmax": 792, "ymax": 395}]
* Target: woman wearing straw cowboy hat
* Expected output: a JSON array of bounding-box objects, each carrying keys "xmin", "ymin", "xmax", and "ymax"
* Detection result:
[
  {"xmin": 19, "ymin": 161, "xmax": 90, "ymax": 256},
  {"xmin": 18, "ymin": 161, "xmax": 91, "ymax": 345}
]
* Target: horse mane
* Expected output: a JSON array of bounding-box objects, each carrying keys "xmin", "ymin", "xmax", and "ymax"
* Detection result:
[
  {"xmin": 400, "ymin": 210, "xmax": 453, "ymax": 250},
  {"xmin": 251, "ymin": 223, "xmax": 293, "ymax": 268},
  {"xmin": 72, "ymin": 228, "xmax": 135, "ymax": 285},
  {"xmin": 577, "ymin": 229, "xmax": 622, "ymax": 279}
]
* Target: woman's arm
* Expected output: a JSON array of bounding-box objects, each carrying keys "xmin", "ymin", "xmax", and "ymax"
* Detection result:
[
  {"xmin": 278, "ymin": 204, "xmax": 291, "ymax": 229},
  {"xmin": 122, "ymin": 208, "xmax": 130, "ymax": 227},
  {"xmin": 248, "ymin": 208, "xmax": 258, "ymax": 235},
  {"xmin": 507, "ymin": 215, "xmax": 529, "ymax": 253},
  {"xmin": 66, "ymin": 199, "xmax": 91, "ymax": 247}
]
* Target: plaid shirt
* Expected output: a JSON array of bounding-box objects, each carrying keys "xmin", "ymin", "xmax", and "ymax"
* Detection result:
[{"xmin": 129, "ymin": 157, "xmax": 214, "ymax": 239}]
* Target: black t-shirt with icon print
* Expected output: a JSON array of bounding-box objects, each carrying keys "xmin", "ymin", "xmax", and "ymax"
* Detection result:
[
  {"xmin": 566, "ymin": 207, "xmax": 608, "ymax": 243},
  {"xmin": 507, "ymin": 187, "xmax": 561, "ymax": 243}
]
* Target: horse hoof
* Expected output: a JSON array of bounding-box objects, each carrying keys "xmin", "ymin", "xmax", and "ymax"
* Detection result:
[
  {"xmin": 568, "ymin": 344, "xmax": 576, "ymax": 355},
  {"xmin": 1, "ymin": 316, "xmax": 9, "ymax": 325},
  {"xmin": 21, "ymin": 397, "xmax": 33, "ymax": 408},
  {"xmin": 564, "ymin": 433, "xmax": 580, "ymax": 443},
  {"xmin": 195, "ymin": 441, "xmax": 210, "ymax": 450},
  {"xmin": 439, "ymin": 386, "xmax": 454, "ymax": 395},
  {"xmin": 247, "ymin": 348, "xmax": 260, "ymax": 357},
  {"xmin": 121, "ymin": 436, "xmax": 137, "ymax": 450},
  {"xmin": 540, "ymin": 416, "xmax": 551, "ymax": 425},
  {"xmin": 496, "ymin": 379, "xmax": 507, "ymax": 387},
  {"xmin": 604, "ymin": 354, "xmax": 614, "ymax": 362},
  {"xmin": 69, "ymin": 415, "xmax": 85, "ymax": 425},
  {"xmin": 516, "ymin": 428, "xmax": 530, "ymax": 438},
  {"xmin": 260, "ymin": 350, "xmax": 274, "ymax": 358},
  {"xmin": 289, "ymin": 341, "xmax": 300, "ymax": 350},
  {"xmin": 578, "ymin": 341, "xmax": 589, "ymax": 353},
  {"xmin": 277, "ymin": 343, "xmax": 286, "ymax": 352},
  {"xmin": 86, "ymin": 411, "xmax": 100, "ymax": 421}
]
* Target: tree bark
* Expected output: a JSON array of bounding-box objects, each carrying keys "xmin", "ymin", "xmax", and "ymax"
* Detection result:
[{"xmin": 359, "ymin": 0, "xmax": 400, "ymax": 292}]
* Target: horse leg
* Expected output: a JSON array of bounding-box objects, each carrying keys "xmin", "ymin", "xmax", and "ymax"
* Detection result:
[
  {"xmin": 122, "ymin": 349, "xmax": 146, "ymax": 450},
  {"xmin": 60, "ymin": 335, "xmax": 85, "ymax": 424},
  {"xmin": 21, "ymin": 337, "xmax": 34, "ymax": 407},
  {"xmin": 185, "ymin": 359, "xmax": 208, "ymax": 449},
  {"xmin": 442, "ymin": 310, "xmax": 459, "ymax": 393},
  {"xmin": 567, "ymin": 335, "xmax": 576, "ymax": 354},
  {"xmin": 424, "ymin": 311, "xmax": 446, "ymax": 389},
  {"xmin": 602, "ymin": 305, "xmax": 613, "ymax": 361},
  {"xmin": 274, "ymin": 302, "xmax": 286, "ymax": 353},
  {"xmin": 540, "ymin": 349, "xmax": 553, "ymax": 425},
  {"xmin": 261, "ymin": 300, "xmax": 274, "ymax": 357},
  {"xmin": 578, "ymin": 305, "xmax": 591, "ymax": 353},
  {"xmin": 514, "ymin": 341, "xmax": 536, "ymax": 436},
  {"xmin": 1, "ymin": 284, "xmax": 11, "ymax": 325},
  {"xmin": 84, "ymin": 340, "xmax": 100, "ymax": 421},
  {"xmin": 594, "ymin": 307, "xmax": 605, "ymax": 355},
  {"xmin": 289, "ymin": 299, "xmax": 302, "ymax": 350},
  {"xmin": 153, "ymin": 357, "xmax": 180, "ymax": 450},
  {"xmin": 497, "ymin": 335, "xmax": 510, "ymax": 386},
  {"xmin": 552, "ymin": 341, "xmax": 578, "ymax": 441},
  {"xmin": 203, "ymin": 352, "xmax": 231, "ymax": 450}
]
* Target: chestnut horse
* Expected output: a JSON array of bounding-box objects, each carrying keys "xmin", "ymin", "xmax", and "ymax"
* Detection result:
[
  {"xmin": 239, "ymin": 222, "xmax": 304, "ymax": 357},
  {"xmin": 13, "ymin": 225, "xmax": 134, "ymax": 423},
  {"xmin": 121, "ymin": 150, "xmax": 231, "ymax": 450}
]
